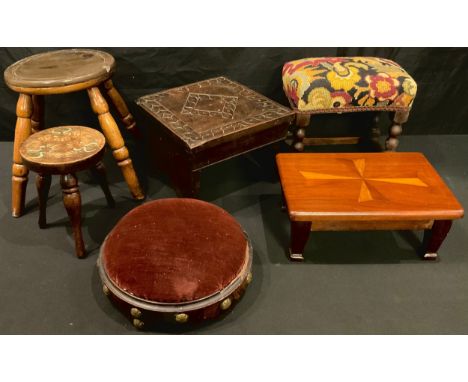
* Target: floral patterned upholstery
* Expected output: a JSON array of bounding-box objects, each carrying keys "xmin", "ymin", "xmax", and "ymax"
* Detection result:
[{"xmin": 282, "ymin": 57, "xmax": 417, "ymax": 113}]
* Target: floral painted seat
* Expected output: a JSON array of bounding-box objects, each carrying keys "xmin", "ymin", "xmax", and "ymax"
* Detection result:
[
  {"xmin": 281, "ymin": 57, "xmax": 418, "ymax": 151},
  {"xmin": 282, "ymin": 57, "xmax": 417, "ymax": 113}
]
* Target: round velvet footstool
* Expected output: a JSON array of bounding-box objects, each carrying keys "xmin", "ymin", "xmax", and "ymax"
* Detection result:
[{"xmin": 98, "ymin": 198, "xmax": 252, "ymax": 330}]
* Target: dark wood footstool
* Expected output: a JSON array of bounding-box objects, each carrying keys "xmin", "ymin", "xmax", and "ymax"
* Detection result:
[
  {"xmin": 277, "ymin": 152, "xmax": 464, "ymax": 261},
  {"xmin": 136, "ymin": 77, "xmax": 294, "ymax": 197},
  {"xmin": 98, "ymin": 198, "xmax": 252, "ymax": 330},
  {"xmin": 20, "ymin": 126, "xmax": 115, "ymax": 258}
]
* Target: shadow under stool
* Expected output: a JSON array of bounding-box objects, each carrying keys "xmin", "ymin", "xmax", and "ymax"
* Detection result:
[
  {"xmin": 4, "ymin": 48, "xmax": 144, "ymax": 218},
  {"xmin": 20, "ymin": 125, "xmax": 115, "ymax": 258}
]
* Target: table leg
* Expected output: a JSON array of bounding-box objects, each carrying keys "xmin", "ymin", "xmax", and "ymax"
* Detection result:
[
  {"xmin": 103, "ymin": 79, "xmax": 140, "ymax": 138},
  {"xmin": 385, "ymin": 110, "xmax": 409, "ymax": 151},
  {"xmin": 91, "ymin": 161, "xmax": 115, "ymax": 208},
  {"xmin": 61, "ymin": 174, "xmax": 85, "ymax": 258},
  {"xmin": 12, "ymin": 93, "xmax": 33, "ymax": 217},
  {"xmin": 31, "ymin": 95, "xmax": 45, "ymax": 134},
  {"xmin": 422, "ymin": 220, "xmax": 453, "ymax": 260},
  {"xmin": 289, "ymin": 220, "xmax": 312, "ymax": 261},
  {"xmin": 36, "ymin": 173, "xmax": 51, "ymax": 229},
  {"xmin": 88, "ymin": 86, "xmax": 145, "ymax": 200}
]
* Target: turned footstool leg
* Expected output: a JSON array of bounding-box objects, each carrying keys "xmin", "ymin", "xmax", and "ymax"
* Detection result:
[
  {"xmin": 91, "ymin": 161, "xmax": 115, "ymax": 208},
  {"xmin": 422, "ymin": 220, "xmax": 453, "ymax": 260},
  {"xmin": 289, "ymin": 221, "xmax": 312, "ymax": 261},
  {"xmin": 293, "ymin": 114, "xmax": 310, "ymax": 152},
  {"xmin": 369, "ymin": 112, "xmax": 382, "ymax": 150},
  {"xmin": 36, "ymin": 173, "xmax": 51, "ymax": 228},
  {"xmin": 103, "ymin": 79, "xmax": 140, "ymax": 138},
  {"xmin": 61, "ymin": 174, "xmax": 86, "ymax": 258},
  {"xmin": 385, "ymin": 110, "xmax": 409, "ymax": 151},
  {"xmin": 88, "ymin": 86, "xmax": 144, "ymax": 201},
  {"xmin": 12, "ymin": 93, "xmax": 33, "ymax": 217},
  {"xmin": 31, "ymin": 95, "xmax": 45, "ymax": 134}
]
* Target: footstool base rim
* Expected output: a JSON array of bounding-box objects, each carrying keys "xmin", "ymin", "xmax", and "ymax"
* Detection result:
[{"xmin": 97, "ymin": 235, "xmax": 253, "ymax": 313}]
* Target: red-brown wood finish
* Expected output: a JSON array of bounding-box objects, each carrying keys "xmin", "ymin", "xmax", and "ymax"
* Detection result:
[{"xmin": 277, "ymin": 152, "xmax": 464, "ymax": 260}]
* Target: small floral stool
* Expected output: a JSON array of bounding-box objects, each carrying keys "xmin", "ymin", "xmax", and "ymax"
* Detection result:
[
  {"xmin": 98, "ymin": 198, "xmax": 252, "ymax": 330},
  {"xmin": 282, "ymin": 57, "xmax": 418, "ymax": 151}
]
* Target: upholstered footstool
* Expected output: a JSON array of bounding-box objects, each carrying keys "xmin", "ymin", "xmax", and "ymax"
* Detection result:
[
  {"xmin": 98, "ymin": 198, "xmax": 253, "ymax": 330},
  {"xmin": 282, "ymin": 57, "xmax": 418, "ymax": 151}
]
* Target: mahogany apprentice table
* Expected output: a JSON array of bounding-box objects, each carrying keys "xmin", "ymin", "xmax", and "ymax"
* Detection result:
[
  {"xmin": 4, "ymin": 49, "xmax": 144, "ymax": 217},
  {"xmin": 277, "ymin": 152, "xmax": 464, "ymax": 261},
  {"xmin": 136, "ymin": 76, "xmax": 294, "ymax": 197}
]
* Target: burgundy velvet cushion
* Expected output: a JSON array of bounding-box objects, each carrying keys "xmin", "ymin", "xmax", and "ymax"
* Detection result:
[{"xmin": 101, "ymin": 199, "xmax": 248, "ymax": 304}]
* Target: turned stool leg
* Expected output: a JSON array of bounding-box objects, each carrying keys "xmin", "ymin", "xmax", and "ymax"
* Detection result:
[
  {"xmin": 91, "ymin": 161, "xmax": 115, "ymax": 208},
  {"xmin": 293, "ymin": 114, "xmax": 310, "ymax": 152},
  {"xmin": 385, "ymin": 110, "xmax": 409, "ymax": 151},
  {"xmin": 31, "ymin": 95, "xmax": 45, "ymax": 134},
  {"xmin": 370, "ymin": 112, "xmax": 381, "ymax": 150},
  {"xmin": 103, "ymin": 79, "xmax": 140, "ymax": 138},
  {"xmin": 12, "ymin": 93, "xmax": 33, "ymax": 217},
  {"xmin": 60, "ymin": 174, "xmax": 85, "ymax": 258},
  {"xmin": 36, "ymin": 173, "xmax": 51, "ymax": 228},
  {"xmin": 289, "ymin": 221, "xmax": 312, "ymax": 261},
  {"xmin": 422, "ymin": 220, "xmax": 453, "ymax": 260},
  {"xmin": 87, "ymin": 86, "xmax": 144, "ymax": 200}
]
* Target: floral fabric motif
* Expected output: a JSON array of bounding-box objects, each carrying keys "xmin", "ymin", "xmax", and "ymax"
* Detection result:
[{"xmin": 282, "ymin": 57, "xmax": 417, "ymax": 112}]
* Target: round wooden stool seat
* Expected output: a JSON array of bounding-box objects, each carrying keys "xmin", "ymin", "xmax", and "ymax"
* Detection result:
[
  {"xmin": 20, "ymin": 126, "xmax": 106, "ymax": 174},
  {"xmin": 98, "ymin": 198, "xmax": 253, "ymax": 329},
  {"xmin": 4, "ymin": 49, "xmax": 115, "ymax": 93}
]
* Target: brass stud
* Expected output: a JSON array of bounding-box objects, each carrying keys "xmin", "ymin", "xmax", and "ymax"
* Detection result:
[
  {"xmin": 102, "ymin": 284, "xmax": 110, "ymax": 296},
  {"xmin": 130, "ymin": 307, "xmax": 142, "ymax": 318},
  {"xmin": 246, "ymin": 272, "xmax": 253, "ymax": 285},
  {"xmin": 220, "ymin": 297, "xmax": 232, "ymax": 311},
  {"xmin": 175, "ymin": 313, "xmax": 189, "ymax": 323},
  {"xmin": 132, "ymin": 318, "xmax": 144, "ymax": 329}
]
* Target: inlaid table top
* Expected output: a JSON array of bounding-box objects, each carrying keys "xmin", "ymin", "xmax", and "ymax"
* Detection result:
[
  {"xmin": 136, "ymin": 76, "xmax": 294, "ymax": 149},
  {"xmin": 277, "ymin": 152, "xmax": 464, "ymax": 221},
  {"xmin": 4, "ymin": 49, "xmax": 115, "ymax": 90},
  {"xmin": 20, "ymin": 125, "xmax": 106, "ymax": 174}
]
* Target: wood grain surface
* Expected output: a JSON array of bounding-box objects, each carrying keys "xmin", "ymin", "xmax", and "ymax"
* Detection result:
[
  {"xmin": 277, "ymin": 152, "xmax": 464, "ymax": 221},
  {"xmin": 137, "ymin": 76, "xmax": 294, "ymax": 149},
  {"xmin": 20, "ymin": 126, "xmax": 105, "ymax": 174},
  {"xmin": 4, "ymin": 49, "xmax": 115, "ymax": 90}
]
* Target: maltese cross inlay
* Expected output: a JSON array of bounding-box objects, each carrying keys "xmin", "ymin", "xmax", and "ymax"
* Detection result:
[{"xmin": 300, "ymin": 158, "xmax": 428, "ymax": 202}]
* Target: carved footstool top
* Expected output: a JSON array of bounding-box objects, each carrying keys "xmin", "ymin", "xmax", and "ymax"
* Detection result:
[{"xmin": 136, "ymin": 76, "xmax": 294, "ymax": 149}]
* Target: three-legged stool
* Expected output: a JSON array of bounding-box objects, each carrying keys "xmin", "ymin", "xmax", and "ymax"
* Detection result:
[
  {"xmin": 4, "ymin": 48, "xmax": 144, "ymax": 217},
  {"xmin": 20, "ymin": 125, "xmax": 115, "ymax": 258}
]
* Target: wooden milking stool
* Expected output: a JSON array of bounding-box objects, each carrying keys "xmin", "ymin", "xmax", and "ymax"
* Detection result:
[
  {"xmin": 4, "ymin": 49, "xmax": 144, "ymax": 218},
  {"xmin": 20, "ymin": 126, "xmax": 114, "ymax": 258}
]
